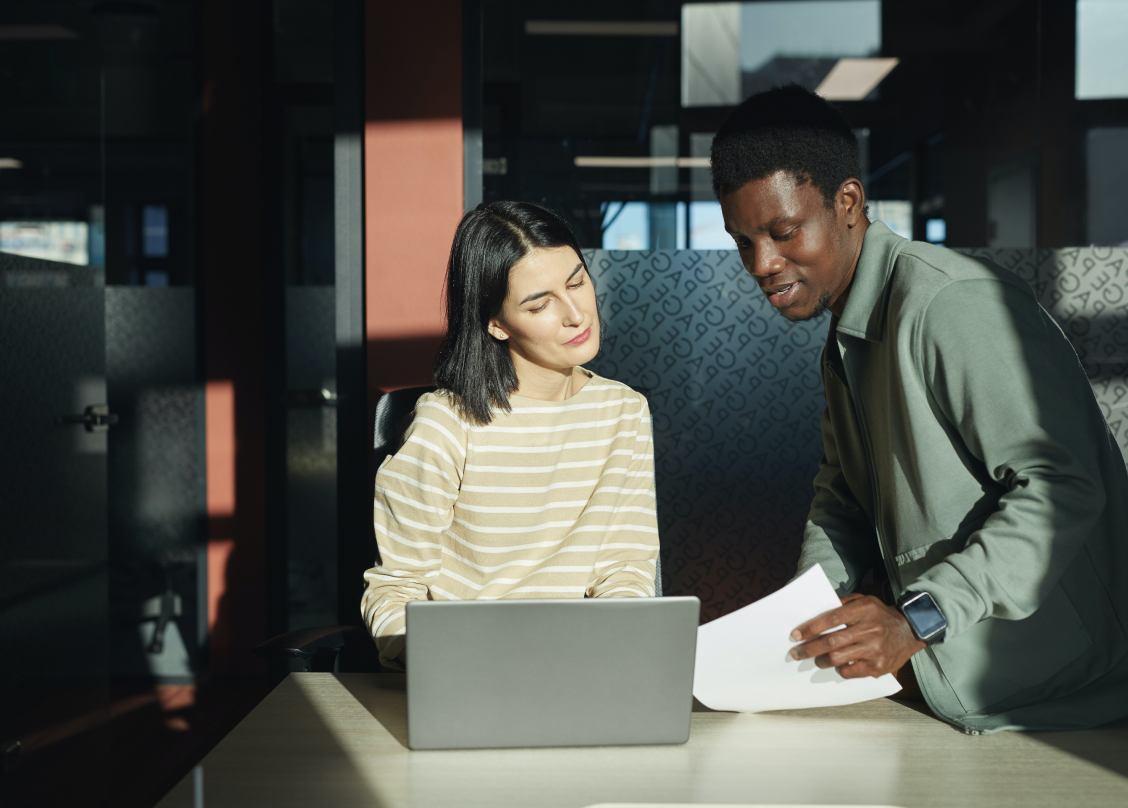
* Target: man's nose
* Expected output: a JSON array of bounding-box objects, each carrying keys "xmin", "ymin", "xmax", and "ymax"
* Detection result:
[{"xmin": 748, "ymin": 243, "xmax": 782, "ymax": 279}]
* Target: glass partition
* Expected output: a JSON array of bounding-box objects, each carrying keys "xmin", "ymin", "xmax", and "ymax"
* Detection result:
[{"xmin": 477, "ymin": 0, "xmax": 1128, "ymax": 249}]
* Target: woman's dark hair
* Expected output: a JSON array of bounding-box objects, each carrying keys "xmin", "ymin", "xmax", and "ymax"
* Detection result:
[
  {"xmin": 434, "ymin": 200, "xmax": 586, "ymax": 425},
  {"xmin": 710, "ymin": 84, "xmax": 860, "ymax": 206}
]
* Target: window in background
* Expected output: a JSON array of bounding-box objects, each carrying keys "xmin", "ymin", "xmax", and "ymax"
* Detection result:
[
  {"xmin": 601, "ymin": 201, "xmax": 689, "ymax": 250},
  {"xmin": 925, "ymin": 218, "xmax": 947, "ymax": 245},
  {"xmin": 1076, "ymin": 0, "xmax": 1128, "ymax": 100},
  {"xmin": 0, "ymin": 220, "xmax": 90, "ymax": 265},
  {"xmin": 142, "ymin": 204, "xmax": 169, "ymax": 258},
  {"xmin": 682, "ymin": 1, "xmax": 885, "ymax": 107},
  {"xmin": 1087, "ymin": 128, "xmax": 1128, "ymax": 247},
  {"xmin": 602, "ymin": 202, "xmax": 650, "ymax": 249},
  {"xmin": 869, "ymin": 200, "xmax": 912, "ymax": 240},
  {"xmin": 688, "ymin": 201, "xmax": 732, "ymax": 249}
]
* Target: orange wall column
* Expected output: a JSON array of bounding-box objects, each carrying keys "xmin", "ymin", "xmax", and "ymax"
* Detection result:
[{"xmin": 365, "ymin": 1, "xmax": 465, "ymax": 394}]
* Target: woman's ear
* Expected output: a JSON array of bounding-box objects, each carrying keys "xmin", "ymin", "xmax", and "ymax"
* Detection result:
[{"xmin": 487, "ymin": 320, "xmax": 509, "ymax": 341}]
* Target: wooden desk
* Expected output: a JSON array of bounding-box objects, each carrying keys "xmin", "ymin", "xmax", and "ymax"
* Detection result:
[{"xmin": 157, "ymin": 673, "xmax": 1128, "ymax": 808}]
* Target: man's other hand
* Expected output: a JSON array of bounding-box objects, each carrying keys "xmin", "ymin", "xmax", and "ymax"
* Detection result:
[{"xmin": 788, "ymin": 593, "xmax": 926, "ymax": 678}]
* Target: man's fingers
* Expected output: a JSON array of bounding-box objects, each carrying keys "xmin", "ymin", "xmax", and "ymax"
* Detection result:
[
  {"xmin": 790, "ymin": 626, "xmax": 854, "ymax": 660},
  {"xmin": 791, "ymin": 595, "xmax": 886, "ymax": 641},
  {"xmin": 791, "ymin": 606, "xmax": 848, "ymax": 641},
  {"xmin": 837, "ymin": 659, "xmax": 879, "ymax": 679},
  {"xmin": 823, "ymin": 642, "xmax": 871, "ymax": 669}
]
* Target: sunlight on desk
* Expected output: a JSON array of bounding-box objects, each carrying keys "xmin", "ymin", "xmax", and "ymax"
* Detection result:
[{"xmin": 156, "ymin": 673, "xmax": 1128, "ymax": 808}]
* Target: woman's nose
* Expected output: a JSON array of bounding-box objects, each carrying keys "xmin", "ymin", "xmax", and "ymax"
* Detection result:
[{"xmin": 561, "ymin": 295, "xmax": 584, "ymax": 326}]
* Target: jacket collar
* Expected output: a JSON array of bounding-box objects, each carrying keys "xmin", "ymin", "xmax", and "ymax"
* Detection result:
[{"xmin": 835, "ymin": 220, "xmax": 906, "ymax": 343}]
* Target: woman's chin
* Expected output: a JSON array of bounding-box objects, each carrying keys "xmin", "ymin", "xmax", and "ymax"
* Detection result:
[{"xmin": 569, "ymin": 339, "xmax": 600, "ymax": 366}]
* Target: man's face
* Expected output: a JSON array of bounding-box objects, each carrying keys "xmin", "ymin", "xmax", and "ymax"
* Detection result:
[{"xmin": 720, "ymin": 170, "xmax": 862, "ymax": 321}]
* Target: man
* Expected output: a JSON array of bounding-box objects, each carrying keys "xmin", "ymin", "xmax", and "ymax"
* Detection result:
[{"xmin": 712, "ymin": 84, "xmax": 1128, "ymax": 732}]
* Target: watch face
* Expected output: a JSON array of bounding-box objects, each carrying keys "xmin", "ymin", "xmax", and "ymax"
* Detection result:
[{"xmin": 902, "ymin": 593, "xmax": 947, "ymax": 640}]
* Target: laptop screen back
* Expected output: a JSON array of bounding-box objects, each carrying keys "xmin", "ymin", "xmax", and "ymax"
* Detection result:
[{"xmin": 405, "ymin": 597, "xmax": 700, "ymax": 750}]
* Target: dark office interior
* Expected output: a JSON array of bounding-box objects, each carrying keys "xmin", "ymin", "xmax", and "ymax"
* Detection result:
[{"xmin": 1, "ymin": 1, "xmax": 1126, "ymax": 805}]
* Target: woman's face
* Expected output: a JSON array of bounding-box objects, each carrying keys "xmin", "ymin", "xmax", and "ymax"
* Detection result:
[{"xmin": 488, "ymin": 245, "xmax": 600, "ymax": 373}]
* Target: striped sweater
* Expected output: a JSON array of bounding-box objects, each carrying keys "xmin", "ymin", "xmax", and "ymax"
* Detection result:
[{"xmin": 361, "ymin": 372, "xmax": 659, "ymax": 666}]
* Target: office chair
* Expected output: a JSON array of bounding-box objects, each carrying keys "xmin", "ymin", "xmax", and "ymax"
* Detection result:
[{"xmin": 256, "ymin": 385, "xmax": 433, "ymax": 672}]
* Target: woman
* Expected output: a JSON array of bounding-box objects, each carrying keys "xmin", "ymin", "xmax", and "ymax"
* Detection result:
[{"xmin": 361, "ymin": 201, "xmax": 659, "ymax": 667}]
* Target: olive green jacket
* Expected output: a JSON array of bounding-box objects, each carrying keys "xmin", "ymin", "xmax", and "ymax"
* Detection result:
[{"xmin": 798, "ymin": 222, "xmax": 1128, "ymax": 732}]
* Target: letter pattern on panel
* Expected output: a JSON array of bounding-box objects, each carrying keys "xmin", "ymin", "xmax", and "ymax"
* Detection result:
[
  {"xmin": 586, "ymin": 250, "xmax": 828, "ymax": 620},
  {"xmin": 588, "ymin": 247, "xmax": 1128, "ymax": 621},
  {"xmin": 959, "ymin": 247, "xmax": 1128, "ymax": 464}
]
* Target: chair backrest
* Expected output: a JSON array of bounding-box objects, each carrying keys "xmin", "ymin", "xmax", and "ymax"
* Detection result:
[{"xmin": 373, "ymin": 386, "xmax": 435, "ymax": 465}]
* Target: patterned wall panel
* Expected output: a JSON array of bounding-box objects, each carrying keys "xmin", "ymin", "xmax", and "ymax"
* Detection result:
[
  {"xmin": 959, "ymin": 247, "xmax": 1128, "ymax": 459},
  {"xmin": 587, "ymin": 247, "xmax": 1128, "ymax": 620},
  {"xmin": 585, "ymin": 250, "xmax": 828, "ymax": 621}
]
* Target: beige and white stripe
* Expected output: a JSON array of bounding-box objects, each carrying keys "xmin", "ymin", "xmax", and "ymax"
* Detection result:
[{"xmin": 360, "ymin": 373, "xmax": 659, "ymax": 666}]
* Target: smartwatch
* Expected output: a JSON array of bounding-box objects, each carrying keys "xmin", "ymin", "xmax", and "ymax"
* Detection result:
[{"xmin": 897, "ymin": 590, "xmax": 947, "ymax": 645}]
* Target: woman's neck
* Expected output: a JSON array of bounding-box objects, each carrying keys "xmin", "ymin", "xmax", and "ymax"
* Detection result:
[{"xmin": 512, "ymin": 359, "xmax": 585, "ymax": 401}]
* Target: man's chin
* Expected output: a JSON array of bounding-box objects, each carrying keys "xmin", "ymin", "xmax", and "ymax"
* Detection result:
[
  {"xmin": 777, "ymin": 305, "xmax": 827, "ymax": 323},
  {"xmin": 777, "ymin": 293, "xmax": 831, "ymax": 322}
]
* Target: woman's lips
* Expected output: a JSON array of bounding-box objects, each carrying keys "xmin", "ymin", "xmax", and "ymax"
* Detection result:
[{"xmin": 565, "ymin": 327, "xmax": 592, "ymax": 346}]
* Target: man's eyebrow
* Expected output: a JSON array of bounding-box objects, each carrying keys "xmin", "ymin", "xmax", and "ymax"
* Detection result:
[
  {"xmin": 519, "ymin": 263, "xmax": 585, "ymax": 305},
  {"xmin": 726, "ymin": 216, "xmax": 794, "ymax": 236}
]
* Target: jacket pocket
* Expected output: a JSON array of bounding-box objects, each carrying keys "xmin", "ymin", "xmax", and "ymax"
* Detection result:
[{"xmin": 930, "ymin": 583, "xmax": 1092, "ymax": 714}]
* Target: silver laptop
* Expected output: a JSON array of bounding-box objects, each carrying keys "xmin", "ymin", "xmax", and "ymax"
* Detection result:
[{"xmin": 405, "ymin": 596, "xmax": 700, "ymax": 750}]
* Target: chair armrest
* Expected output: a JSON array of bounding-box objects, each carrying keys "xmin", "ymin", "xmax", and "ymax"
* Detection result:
[{"xmin": 255, "ymin": 625, "xmax": 367, "ymax": 660}]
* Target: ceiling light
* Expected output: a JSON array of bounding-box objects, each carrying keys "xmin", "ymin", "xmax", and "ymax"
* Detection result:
[
  {"xmin": 526, "ymin": 21, "xmax": 678, "ymax": 37},
  {"xmin": 0, "ymin": 158, "xmax": 24, "ymax": 170},
  {"xmin": 574, "ymin": 156, "xmax": 709, "ymax": 169},
  {"xmin": 0, "ymin": 25, "xmax": 79, "ymax": 41},
  {"xmin": 816, "ymin": 58, "xmax": 899, "ymax": 101}
]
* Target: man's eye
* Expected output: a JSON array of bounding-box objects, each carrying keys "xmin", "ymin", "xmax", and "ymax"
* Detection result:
[{"xmin": 774, "ymin": 228, "xmax": 797, "ymax": 241}]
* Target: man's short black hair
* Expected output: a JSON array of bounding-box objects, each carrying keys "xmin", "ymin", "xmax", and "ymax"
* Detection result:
[{"xmin": 710, "ymin": 84, "xmax": 860, "ymax": 207}]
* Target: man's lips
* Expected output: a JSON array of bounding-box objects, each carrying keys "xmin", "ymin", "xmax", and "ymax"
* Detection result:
[
  {"xmin": 565, "ymin": 327, "xmax": 592, "ymax": 346},
  {"xmin": 763, "ymin": 281, "xmax": 800, "ymax": 308},
  {"xmin": 763, "ymin": 281, "xmax": 798, "ymax": 297}
]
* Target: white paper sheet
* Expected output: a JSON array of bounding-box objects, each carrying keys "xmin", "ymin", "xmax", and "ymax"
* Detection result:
[{"xmin": 693, "ymin": 565, "xmax": 902, "ymax": 712}]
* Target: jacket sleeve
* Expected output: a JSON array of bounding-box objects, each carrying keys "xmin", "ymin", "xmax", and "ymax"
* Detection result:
[
  {"xmin": 908, "ymin": 278, "xmax": 1109, "ymax": 638},
  {"xmin": 587, "ymin": 395, "xmax": 659, "ymax": 598},
  {"xmin": 796, "ymin": 352, "xmax": 880, "ymax": 594},
  {"xmin": 360, "ymin": 394, "xmax": 467, "ymax": 667}
]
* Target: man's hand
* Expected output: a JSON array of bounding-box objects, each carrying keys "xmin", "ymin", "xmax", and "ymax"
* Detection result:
[{"xmin": 789, "ymin": 593, "xmax": 925, "ymax": 678}]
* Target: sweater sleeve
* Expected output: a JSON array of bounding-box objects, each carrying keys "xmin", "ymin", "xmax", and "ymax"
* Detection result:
[
  {"xmin": 908, "ymin": 278, "xmax": 1109, "ymax": 639},
  {"xmin": 587, "ymin": 394, "xmax": 660, "ymax": 598},
  {"xmin": 360, "ymin": 394, "xmax": 467, "ymax": 666}
]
